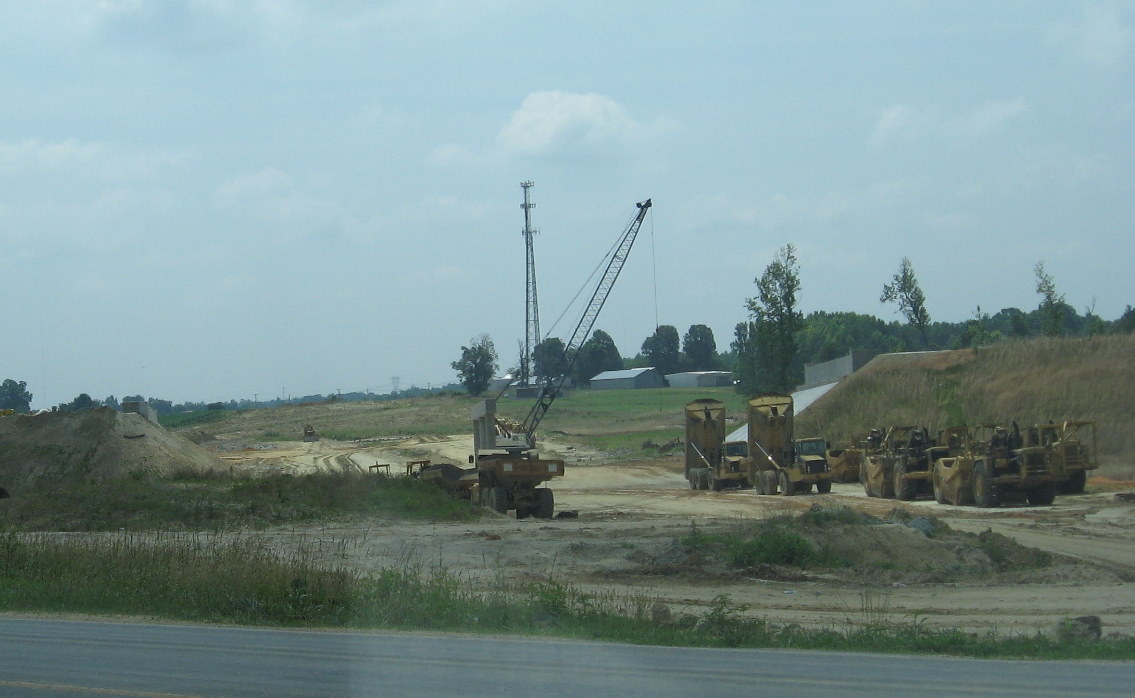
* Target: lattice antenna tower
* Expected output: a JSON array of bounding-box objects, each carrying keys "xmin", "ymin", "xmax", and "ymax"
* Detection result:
[{"xmin": 521, "ymin": 181, "xmax": 540, "ymax": 385}]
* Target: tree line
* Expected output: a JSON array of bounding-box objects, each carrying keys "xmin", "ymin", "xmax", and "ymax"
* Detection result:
[{"xmin": 450, "ymin": 247, "xmax": 1133, "ymax": 397}]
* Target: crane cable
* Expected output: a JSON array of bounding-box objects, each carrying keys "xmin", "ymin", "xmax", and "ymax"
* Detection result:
[{"xmin": 543, "ymin": 207, "xmax": 641, "ymax": 340}]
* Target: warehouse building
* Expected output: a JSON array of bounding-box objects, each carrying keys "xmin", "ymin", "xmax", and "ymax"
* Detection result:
[{"xmin": 589, "ymin": 367, "xmax": 664, "ymax": 390}]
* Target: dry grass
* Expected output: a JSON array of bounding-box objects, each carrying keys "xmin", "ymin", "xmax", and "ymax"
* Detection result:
[{"xmin": 797, "ymin": 335, "xmax": 1135, "ymax": 460}]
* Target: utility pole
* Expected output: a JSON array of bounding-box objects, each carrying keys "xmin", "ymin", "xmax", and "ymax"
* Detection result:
[{"xmin": 521, "ymin": 180, "xmax": 540, "ymax": 385}]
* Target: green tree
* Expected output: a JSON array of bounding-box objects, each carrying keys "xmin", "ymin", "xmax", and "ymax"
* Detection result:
[
  {"xmin": 532, "ymin": 337, "xmax": 569, "ymax": 381},
  {"xmin": 736, "ymin": 244, "xmax": 804, "ymax": 394},
  {"xmin": 880, "ymin": 256, "xmax": 931, "ymax": 347},
  {"xmin": 60, "ymin": 393, "xmax": 97, "ymax": 412},
  {"xmin": 0, "ymin": 379, "xmax": 33, "ymax": 412},
  {"xmin": 574, "ymin": 329, "xmax": 623, "ymax": 385},
  {"xmin": 1117, "ymin": 305, "xmax": 1135, "ymax": 334},
  {"xmin": 451, "ymin": 334, "xmax": 498, "ymax": 396},
  {"xmin": 682, "ymin": 324, "xmax": 718, "ymax": 369},
  {"xmin": 641, "ymin": 325, "xmax": 681, "ymax": 375},
  {"xmin": 1034, "ymin": 261, "xmax": 1066, "ymax": 337}
]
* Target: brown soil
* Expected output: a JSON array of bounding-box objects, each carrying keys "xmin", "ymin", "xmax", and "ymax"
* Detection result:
[
  {"xmin": 0, "ymin": 408, "xmax": 224, "ymax": 483},
  {"xmin": 212, "ymin": 434, "xmax": 1135, "ymax": 638}
]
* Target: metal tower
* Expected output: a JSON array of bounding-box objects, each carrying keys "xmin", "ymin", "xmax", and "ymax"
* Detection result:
[{"xmin": 521, "ymin": 181, "xmax": 540, "ymax": 385}]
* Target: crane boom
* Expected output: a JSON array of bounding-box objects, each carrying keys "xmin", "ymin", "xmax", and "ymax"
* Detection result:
[{"xmin": 521, "ymin": 198, "xmax": 652, "ymax": 446}]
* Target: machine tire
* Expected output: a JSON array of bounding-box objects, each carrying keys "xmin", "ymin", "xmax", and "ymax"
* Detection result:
[
  {"xmin": 932, "ymin": 469, "xmax": 946, "ymax": 504},
  {"xmin": 763, "ymin": 471, "xmax": 778, "ymax": 496},
  {"xmin": 1059, "ymin": 470, "xmax": 1087, "ymax": 495},
  {"xmin": 688, "ymin": 471, "xmax": 698, "ymax": 490},
  {"xmin": 815, "ymin": 479, "xmax": 832, "ymax": 494},
  {"xmin": 778, "ymin": 470, "xmax": 794, "ymax": 497},
  {"xmin": 487, "ymin": 486, "xmax": 509, "ymax": 515},
  {"xmin": 894, "ymin": 460, "xmax": 915, "ymax": 501},
  {"xmin": 516, "ymin": 506, "xmax": 530, "ymax": 520},
  {"xmin": 709, "ymin": 471, "xmax": 724, "ymax": 492},
  {"xmin": 697, "ymin": 469, "xmax": 710, "ymax": 491},
  {"xmin": 972, "ymin": 461, "xmax": 998, "ymax": 508},
  {"xmin": 535, "ymin": 488, "xmax": 555, "ymax": 519},
  {"xmin": 861, "ymin": 459, "xmax": 876, "ymax": 497},
  {"xmin": 1026, "ymin": 481, "xmax": 1057, "ymax": 506}
]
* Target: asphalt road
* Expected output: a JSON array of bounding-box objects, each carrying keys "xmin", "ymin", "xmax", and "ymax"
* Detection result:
[{"xmin": 1, "ymin": 618, "xmax": 1132, "ymax": 697}]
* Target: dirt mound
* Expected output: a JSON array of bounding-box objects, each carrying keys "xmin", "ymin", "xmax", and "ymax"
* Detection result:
[{"xmin": 0, "ymin": 407, "xmax": 224, "ymax": 483}]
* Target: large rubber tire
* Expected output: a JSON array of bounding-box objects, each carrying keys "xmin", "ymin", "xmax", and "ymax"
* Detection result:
[
  {"xmin": 709, "ymin": 471, "xmax": 724, "ymax": 492},
  {"xmin": 535, "ymin": 488, "xmax": 554, "ymax": 519},
  {"xmin": 516, "ymin": 505, "xmax": 530, "ymax": 520},
  {"xmin": 815, "ymin": 479, "xmax": 832, "ymax": 494},
  {"xmin": 688, "ymin": 471, "xmax": 698, "ymax": 490},
  {"xmin": 697, "ymin": 469, "xmax": 710, "ymax": 491},
  {"xmin": 487, "ymin": 486, "xmax": 509, "ymax": 515},
  {"xmin": 861, "ymin": 459, "xmax": 876, "ymax": 497},
  {"xmin": 894, "ymin": 459, "xmax": 915, "ymax": 501},
  {"xmin": 972, "ymin": 461, "xmax": 999, "ymax": 508},
  {"xmin": 778, "ymin": 470, "xmax": 794, "ymax": 497},
  {"xmin": 1026, "ymin": 481, "xmax": 1057, "ymax": 506},
  {"xmin": 1059, "ymin": 470, "xmax": 1087, "ymax": 495},
  {"xmin": 755, "ymin": 471, "xmax": 768, "ymax": 495},
  {"xmin": 763, "ymin": 471, "xmax": 778, "ymax": 496},
  {"xmin": 932, "ymin": 469, "xmax": 946, "ymax": 504}
]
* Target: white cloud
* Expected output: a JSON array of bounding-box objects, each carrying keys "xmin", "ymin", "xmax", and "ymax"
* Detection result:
[
  {"xmin": 951, "ymin": 99, "xmax": 1027, "ymax": 140},
  {"xmin": 869, "ymin": 104, "xmax": 920, "ymax": 148},
  {"xmin": 496, "ymin": 90, "xmax": 677, "ymax": 157},
  {"xmin": 0, "ymin": 139, "xmax": 186, "ymax": 179},
  {"xmin": 1048, "ymin": 5, "xmax": 1133, "ymax": 66},
  {"xmin": 869, "ymin": 100, "xmax": 1026, "ymax": 148}
]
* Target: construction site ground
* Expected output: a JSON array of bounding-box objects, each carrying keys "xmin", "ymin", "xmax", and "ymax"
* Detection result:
[{"xmin": 216, "ymin": 433, "xmax": 1135, "ymax": 639}]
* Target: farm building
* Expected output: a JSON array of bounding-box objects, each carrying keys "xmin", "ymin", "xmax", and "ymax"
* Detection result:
[
  {"xmin": 664, "ymin": 371, "xmax": 733, "ymax": 388},
  {"xmin": 589, "ymin": 367, "xmax": 664, "ymax": 390}
]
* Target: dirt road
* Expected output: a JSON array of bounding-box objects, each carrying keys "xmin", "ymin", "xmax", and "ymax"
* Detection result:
[{"xmin": 221, "ymin": 436, "xmax": 1135, "ymax": 637}]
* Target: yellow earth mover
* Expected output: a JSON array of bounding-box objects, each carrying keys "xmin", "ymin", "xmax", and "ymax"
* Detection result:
[
  {"xmin": 684, "ymin": 399, "xmax": 751, "ymax": 490},
  {"xmin": 1026, "ymin": 421, "xmax": 1098, "ymax": 494},
  {"xmin": 931, "ymin": 423, "xmax": 1058, "ymax": 507},
  {"xmin": 748, "ymin": 393, "xmax": 833, "ymax": 496},
  {"xmin": 860, "ymin": 426, "xmax": 935, "ymax": 500},
  {"xmin": 410, "ymin": 398, "xmax": 564, "ymax": 519},
  {"xmin": 823, "ymin": 443, "xmax": 862, "ymax": 483}
]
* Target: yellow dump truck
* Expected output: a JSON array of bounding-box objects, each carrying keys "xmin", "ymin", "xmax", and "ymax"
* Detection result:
[
  {"xmin": 684, "ymin": 399, "xmax": 752, "ymax": 490},
  {"xmin": 749, "ymin": 393, "xmax": 833, "ymax": 496}
]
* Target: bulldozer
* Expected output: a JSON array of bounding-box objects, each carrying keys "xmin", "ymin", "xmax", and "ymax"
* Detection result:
[
  {"xmin": 748, "ymin": 393, "xmax": 833, "ymax": 496},
  {"xmin": 931, "ymin": 423, "xmax": 1058, "ymax": 507},
  {"xmin": 860, "ymin": 426, "xmax": 935, "ymax": 500},
  {"xmin": 684, "ymin": 399, "xmax": 751, "ymax": 490}
]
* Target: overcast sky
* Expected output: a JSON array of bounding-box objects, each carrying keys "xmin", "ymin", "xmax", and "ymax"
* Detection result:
[{"xmin": 2, "ymin": 1, "xmax": 1132, "ymax": 409}]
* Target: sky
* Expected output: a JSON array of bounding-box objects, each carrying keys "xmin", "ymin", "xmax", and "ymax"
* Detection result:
[{"xmin": 2, "ymin": 1, "xmax": 1132, "ymax": 409}]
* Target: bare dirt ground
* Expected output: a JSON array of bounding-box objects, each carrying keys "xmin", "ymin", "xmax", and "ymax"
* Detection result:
[{"xmin": 217, "ymin": 435, "xmax": 1135, "ymax": 638}]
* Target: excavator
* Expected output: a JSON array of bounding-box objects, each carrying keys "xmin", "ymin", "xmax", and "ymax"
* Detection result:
[{"xmin": 413, "ymin": 198, "xmax": 653, "ymax": 518}]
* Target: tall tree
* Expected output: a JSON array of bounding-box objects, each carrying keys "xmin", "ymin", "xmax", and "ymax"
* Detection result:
[
  {"xmin": 532, "ymin": 337, "xmax": 569, "ymax": 382},
  {"xmin": 60, "ymin": 393, "xmax": 97, "ymax": 412},
  {"xmin": 682, "ymin": 324, "xmax": 718, "ymax": 369},
  {"xmin": 1034, "ymin": 261, "xmax": 1065, "ymax": 337},
  {"xmin": 574, "ymin": 329, "xmax": 623, "ymax": 385},
  {"xmin": 736, "ymin": 244, "xmax": 804, "ymax": 394},
  {"xmin": 880, "ymin": 256, "xmax": 931, "ymax": 347},
  {"xmin": 451, "ymin": 334, "xmax": 498, "ymax": 397},
  {"xmin": 641, "ymin": 325, "xmax": 681, "ymax": 375},
  {"xmin": 0, "ymin": 379, "xmax": 33, "ymax": 413}
]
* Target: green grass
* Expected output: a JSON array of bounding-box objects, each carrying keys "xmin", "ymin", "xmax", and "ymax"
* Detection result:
[
  {"xmin": 159, "ymin": 409, "xmax": 233, "ymax": 429},
  {"xmin": 0, "ymin": 471, "xmax": 480, "ymax": 531},
  {"xmin": 681, "ymin": 517, "xmax": 842, "ymax": 569},
  {"xmin": 0, "ymin": 529, "xmax": 1131, "ymax": 658}
]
